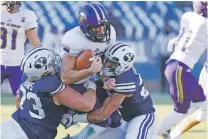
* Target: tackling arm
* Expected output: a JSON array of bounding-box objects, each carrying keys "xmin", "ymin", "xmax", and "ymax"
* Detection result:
[
  {"xmin": 73, "ymin": 93, "xmax": 127, "ymax": 123},
  {"xmin": 53, "ymin": 85, "xmax": 96, "ymax": 112}
]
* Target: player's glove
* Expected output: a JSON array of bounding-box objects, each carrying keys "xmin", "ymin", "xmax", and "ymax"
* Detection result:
[
  {"xmin": 61, "ymin": 110, "xmax": 77, "ymax": 129},
  {"xmin": 84, "ymin": 80, "xmax": 97, "ymax": 91}
]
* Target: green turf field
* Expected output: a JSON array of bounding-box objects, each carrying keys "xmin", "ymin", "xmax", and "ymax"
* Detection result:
[{"xmin": 1, "ymin": 94, "xmax": 207, "ymax": 139}]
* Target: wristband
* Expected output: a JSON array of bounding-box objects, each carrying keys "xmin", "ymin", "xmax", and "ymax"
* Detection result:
[{"xmin": 73, "ymin": 113, "xmax": 88, "ymax": 123}]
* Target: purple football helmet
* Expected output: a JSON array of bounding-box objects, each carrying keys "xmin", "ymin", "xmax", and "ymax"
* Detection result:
[
  {"xmin": 193, "ymin": 1, "xmax": 207, "ymax": 18},
  {"xmin": 78, "ymin": 3, "xmax": 111, "ymax": 43},
  {"xmin": 1, "ymin": 1, "xmax": 22, "ymax": 12}
]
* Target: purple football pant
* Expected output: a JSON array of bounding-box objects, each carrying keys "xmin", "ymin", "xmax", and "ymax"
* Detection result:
[
  {"xmin": 1, "ymin": 65, "xmax": 22, "ymax": 96},
  {"xmin": 164, "ymin": 59, "xmax": 206, "ymax": 113}
]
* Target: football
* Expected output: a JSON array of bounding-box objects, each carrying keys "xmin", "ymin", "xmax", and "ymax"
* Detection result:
[{"xmin": 75, "ymin": 49, "xmax": 95, "ymax": 70}]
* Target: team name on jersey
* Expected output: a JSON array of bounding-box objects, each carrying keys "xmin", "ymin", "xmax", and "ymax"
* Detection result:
[{"xmin": 1, "ymin": 22, "xmax": 21, "ymax": 28}]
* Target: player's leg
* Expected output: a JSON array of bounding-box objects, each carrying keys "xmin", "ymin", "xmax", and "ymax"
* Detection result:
[
  {"xmin": 7, "ymin": 66, "xmax": 23, "ymax": 108},
  {"xmin": 1, "ymin": 65, "xmax": 9, "ymax": 84},
  {"xmin": 170, "ymin": 64, "xmax": 208, "ymax": 139},
  {"xmin": 157, "ymin": 61, "xmax": 206, "ymax": 136},
  {"xmin": 69, "ymin": 124, "xmax": 106, "ymax": 139},
  {"xmin": 94, "ymin": 127, "xmax": 125, "ymax": 139},
  {"xmin": 125, "ymin": 112, "xmax": 156, "ymax": 139},
  {"xmin": 1, "ymin": 118, "xmax": 28, "ymax": 139}
]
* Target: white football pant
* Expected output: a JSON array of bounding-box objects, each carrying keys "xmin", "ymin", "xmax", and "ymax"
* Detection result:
[{"xmin": 1, "ymin": 118, "xmax": 28, "ymax": 139}]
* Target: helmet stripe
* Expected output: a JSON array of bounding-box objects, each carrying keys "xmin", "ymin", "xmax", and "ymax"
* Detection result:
[
  {"xmin": 111, "ymin": 44, "xmax": 130, "ymax": 55},
  {"xmin": 89, "ymin": 4, "xmax": 101, "ymax": 22},
  {"xmin": 108, "ymin": 42, "xmax": 122, "ymax": 54},
  {"xmin": 21, "ymin": 47, "xmax": 48, "ymax": 71},
  {"xmin": 94, "ymin": 4, "xmax": 106, "ymax": 20}
]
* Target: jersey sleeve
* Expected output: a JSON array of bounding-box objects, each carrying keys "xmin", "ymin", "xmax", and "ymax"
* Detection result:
[
  {"xmin": 113, "ymin": 69, "xmax": 138, "ymax": 95},
  {"xmin": 37, "ymin": 74, "xmax": 66, "ymax": 96},
  {"xmin": 61, "ymin": 31, "xmax": 83, "ymax": 56},
  {"xmin": 25, "ymin": 10, "xmax": 38, "ymax": 30}
]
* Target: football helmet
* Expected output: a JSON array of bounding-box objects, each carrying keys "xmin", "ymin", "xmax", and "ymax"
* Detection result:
[
  {"xmin": 1, "ymin": 1, "xmax": 22, "ymax": 12},
  {"xmin": 100, "ymin": 42, "xmax": 136, "ymax": 76},
  {"xmin": 21, "ymin": 47, "xmax": 61, "ymax": 81},
  {"xmin": 193, "ymin": 1, "xmax": 207, "ymax": 18},
  {"xmin": 78, "ymin": 3, "xmax": 111, "ymax": 43}
]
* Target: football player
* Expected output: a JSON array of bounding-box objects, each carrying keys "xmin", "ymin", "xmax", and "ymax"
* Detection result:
[
  {"xmin": 1, "ymin": 1, "xmax": 41, "ymax": 107},
  {"xmin": 170, "ymin": 61, "xmax": 208, "ymax": 139},
  {"xmin": 61, "ymin": 3, "xmax": 116, "ymax": 85},
  {"xmin": 157, "ymin": 1, "xmax": 207, "ymax": 138},
  {"xmin": 1, "ymin": 47, "xmax": 97, "ymax": 139},
  {"xmin": 62, "ymin": 42, "xmax": 157, "ymax": 139}
]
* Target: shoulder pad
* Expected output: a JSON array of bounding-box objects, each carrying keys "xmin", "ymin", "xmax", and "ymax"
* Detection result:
[{"xmin": 35, "ymin": 74, "xmax": 65, "ymax": 96}]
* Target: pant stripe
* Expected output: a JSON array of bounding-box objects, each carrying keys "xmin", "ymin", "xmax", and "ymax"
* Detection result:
[
  {"xmin": 137, "ymin": 114, "xmax": 149, "ymax": 139},
  {"xmin": 176, "ymin": 66, "xmax": 184, "ymax": 104},
  {"xmin": 144, "ymin": 113, "xmax": 155, "ymax": 139},
  {"xmin": 138, "ymin": 113, "xmax": 153, "ymax": 139}
]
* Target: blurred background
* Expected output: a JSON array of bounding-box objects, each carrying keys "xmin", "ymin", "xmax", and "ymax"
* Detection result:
[{"xmin": 1, "ymin": 1, "xmax": 207, "ymax": 95}]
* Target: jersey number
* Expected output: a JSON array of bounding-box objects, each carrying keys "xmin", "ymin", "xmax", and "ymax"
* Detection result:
[
  {"xmin": 140, "ymin": 86, "xmax": 150, "ymax": 99},
  {"xmin": 1, "ymin": 27, "xmax": 17, "ymax": 50},
  {"xmin": 20, "ymin": 85, "xmax": 46, "ymax": 119}
]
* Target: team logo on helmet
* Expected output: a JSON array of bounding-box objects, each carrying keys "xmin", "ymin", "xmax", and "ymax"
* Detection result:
[
  {"xmin": 79, "ymin": 12, "xmax": 87, "ymax": 23},
  {"xmin": 124, "ymin": 53, "xmax": 134, "ymax": 62},
  {"xmin": 34, "ymin": 57, "xmax": 47, "ymax": 69}
]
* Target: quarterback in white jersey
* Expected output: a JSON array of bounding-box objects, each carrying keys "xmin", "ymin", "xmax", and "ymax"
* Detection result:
[
  {"xmin": 61, "ymin": 3, "xmax": 116, "ymax": 85},
  {"xmin": 1, "ymin": 1, "xmax": 40, "ymax": 107},
  {"xmin": 157, "ymin": 1, "xmax": 207, "ymax": 138}
]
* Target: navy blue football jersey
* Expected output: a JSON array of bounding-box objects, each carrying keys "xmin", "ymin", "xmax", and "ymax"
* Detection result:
[
  {"xmin": 12, "ymin": 73, "xmax": 67, "ymax": 139},
  {"xmin": 110, "ymin": 67, "xmax": 155, "ymax": 122}
]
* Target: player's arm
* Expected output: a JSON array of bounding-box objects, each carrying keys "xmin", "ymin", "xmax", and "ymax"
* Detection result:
[
  {"xmin": 26, "ymin": 28, "xmax": 40, "ymax": 47},
  {"xmin": 25, "ymin": 11, "xmax": 40, "ymax": 47},
  {"xmin": 53, "ymin": 83, "xmax": 96, "ymax": 112},
  {"xmin": 72, "ymin": 93, "xmax": 128, "ymax": 123},
  {"xmin": 61, "ymin": 52, "xmax": 102, "ymax": 84}
]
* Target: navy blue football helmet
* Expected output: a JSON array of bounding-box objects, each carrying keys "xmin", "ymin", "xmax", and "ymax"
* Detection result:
[{"xmin": 78, "ymin": 3, "xmax": 111, "ymax": 43}]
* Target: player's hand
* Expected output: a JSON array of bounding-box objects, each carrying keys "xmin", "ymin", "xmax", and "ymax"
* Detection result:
[
  {"xmin": 61, "ymin": 113, "xmax": 74, "ymax": 129},
  {"xmin": 84, "ymin": 80, "xmax": 97, "ymax": 91},
  {"xmin": 103, "ymin": 78, "xmax": 116, "ymax": 90},
  {"xmin": 89, "ymin": 56, "xmax": 102, "ymax": 74}
]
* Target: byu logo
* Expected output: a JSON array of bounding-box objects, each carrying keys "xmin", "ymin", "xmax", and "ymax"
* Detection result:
[
  {"xmin": 34, "ymin": 57, "xmax": 47, "ymax": 69},
  {"xmin": 124, "ymin": 53, "xmax": 134, "ymax": 62}
]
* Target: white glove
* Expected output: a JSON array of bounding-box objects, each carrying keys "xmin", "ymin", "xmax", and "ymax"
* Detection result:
[
  {"xmin": 84, "ymin": 80, "xmax": 96, "ymax": 91},
  {"xmin": 61, "ymin": 113, "xmax": 73, "ymax": 129}
]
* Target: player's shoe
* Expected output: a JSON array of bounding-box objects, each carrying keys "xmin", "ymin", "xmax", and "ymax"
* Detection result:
[{"xmin": 162, "ymin": 130, "xmax": 171, "ymax": 139}]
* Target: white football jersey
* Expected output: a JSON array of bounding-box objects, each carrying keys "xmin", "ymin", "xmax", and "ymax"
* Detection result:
[
  {"xmin": 0, "ymin": 7, "xmax": 38, "ymax": 66},
  {"xmin": 61, "ymin": 25, "xmax": 116, "ymax": 57},
  {"xmin": 61, "ymin": 25, "xmax": 116, "ymax": 83},
  {"xmin": 170, "ymin": 12, "xmax": 207, "ymax": 69}
]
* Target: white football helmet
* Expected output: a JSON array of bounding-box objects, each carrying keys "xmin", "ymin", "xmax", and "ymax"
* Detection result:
[
  {"xmin": 21, "ymin": 47, "xmax": 61, "ymax": 81},
  {"xmin": 100, "ymin": 42, "xmax": 135, "ymax": 76}
]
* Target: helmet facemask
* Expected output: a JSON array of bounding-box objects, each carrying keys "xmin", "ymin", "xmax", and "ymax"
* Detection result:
[
  {"xmin": 83, "ymin": 20, "xmax": 111, "ymax": 43},
  {"xmin": 100, "ymin": 55, "xmax": 120, "ymax": 77}
]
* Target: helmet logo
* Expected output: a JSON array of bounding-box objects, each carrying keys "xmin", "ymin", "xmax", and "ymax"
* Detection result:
[
  {"xmin": 34, "ymin": 57, "xmax": 47, "ymax": 69},
  {"xmin": 124, "ymin": 53, "xmax": 134, "ymax": 62},
  {"xmin": 79, "ymin": 12, "xmax": 87, "ymax": 23}
]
